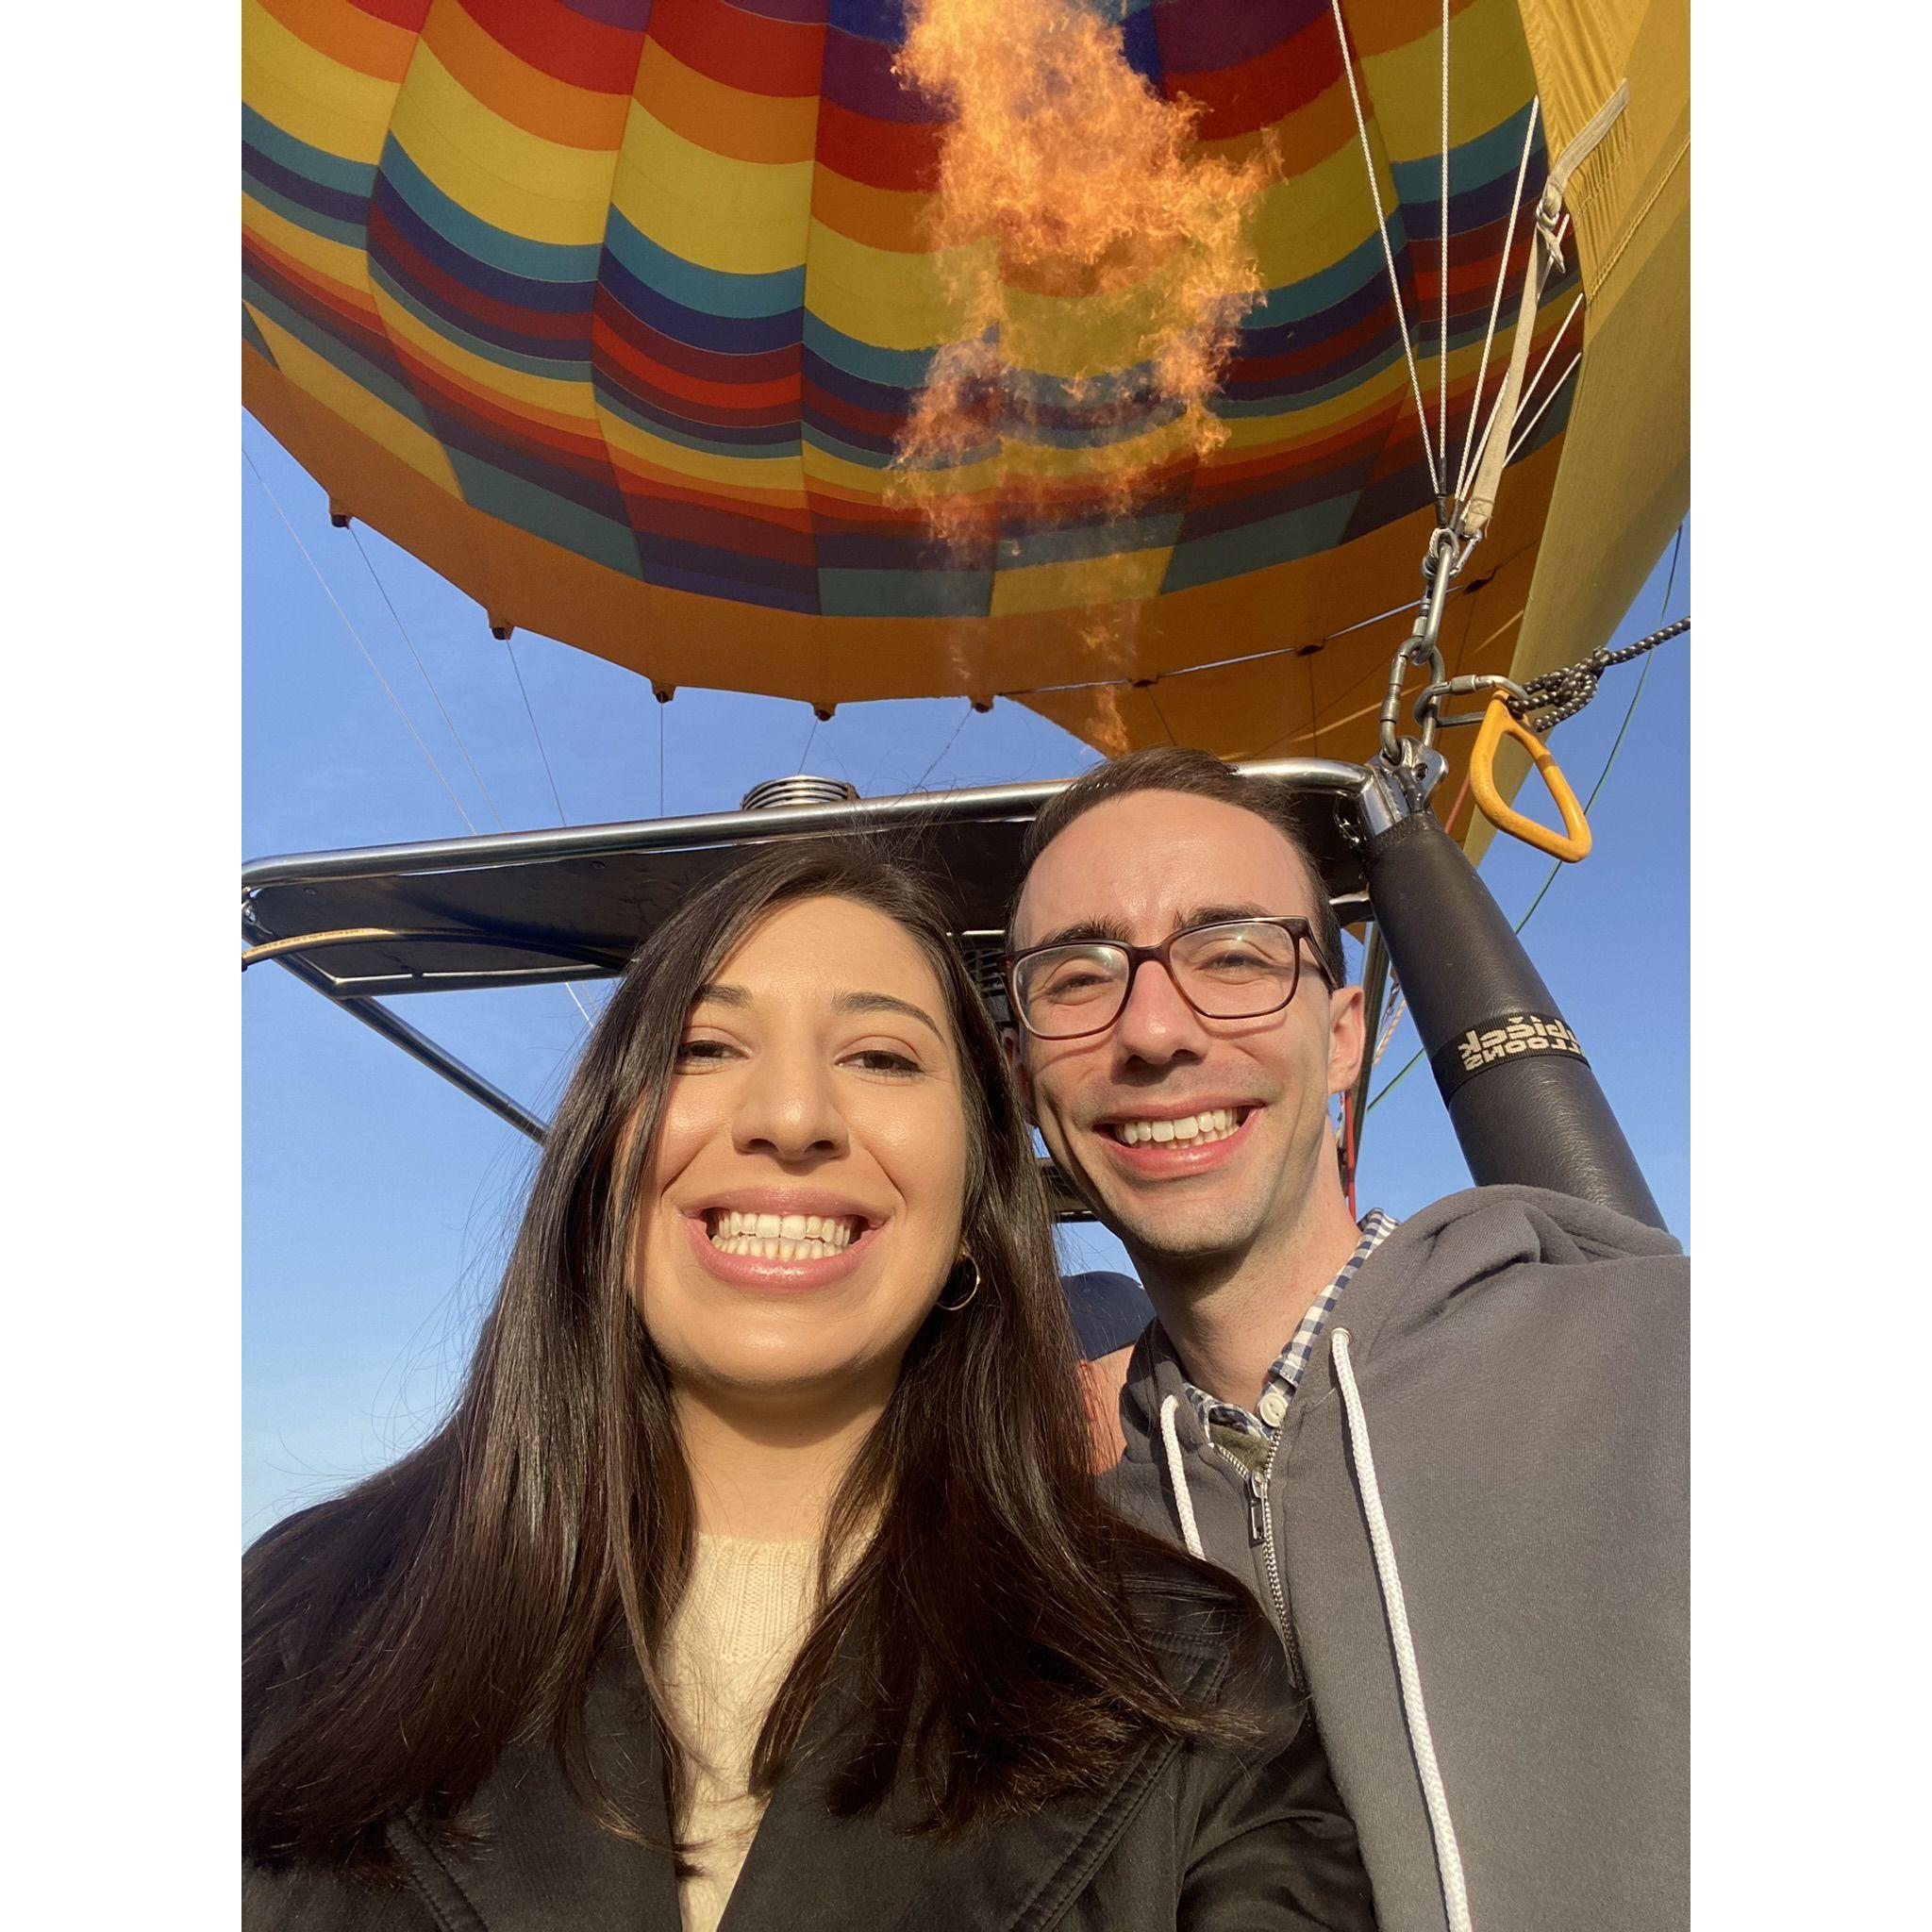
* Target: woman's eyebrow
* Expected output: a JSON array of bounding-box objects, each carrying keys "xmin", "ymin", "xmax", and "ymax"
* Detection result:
[
  {"xmin": 834, "ymin": 990, "xmax": 944, "ymax": 1039},
  {"xmin": 692, "ymin": 982, "xmax": 749, "ymax": 1008}
]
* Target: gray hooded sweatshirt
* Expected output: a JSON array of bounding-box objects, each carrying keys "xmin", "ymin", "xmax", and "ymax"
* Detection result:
[{"xmin": 1103, "ymin": 1185, "xmax": 1688, "ymax": 1932}]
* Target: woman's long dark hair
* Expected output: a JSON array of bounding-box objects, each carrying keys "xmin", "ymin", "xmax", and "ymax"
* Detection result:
[{"xmin": 244, "ymin": 841, "xmax": 1241, "ymax": 1868}]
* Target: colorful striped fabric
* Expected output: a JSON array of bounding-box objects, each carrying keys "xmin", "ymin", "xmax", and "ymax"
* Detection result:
[{"xmin": 243, "ymin": 0, "xmax": 1595, "ymax": 758}]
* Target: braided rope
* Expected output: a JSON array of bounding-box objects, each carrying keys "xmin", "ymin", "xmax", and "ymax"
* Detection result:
[{"xmin": 1512, "ymin": 616, "xmax": 1690, "ymax": 732}]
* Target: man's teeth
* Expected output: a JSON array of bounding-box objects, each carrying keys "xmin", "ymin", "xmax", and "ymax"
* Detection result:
[
  {"xmin": 1111, "ymin": 1108, "xmax": 1243, "ymax": 1147},
  {"xmin": 708, "ymin": 1209, "xmax": 860, "ymax": 1258}
]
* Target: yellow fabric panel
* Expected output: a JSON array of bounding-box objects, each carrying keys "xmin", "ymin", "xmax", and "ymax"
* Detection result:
[
  {"xmin": 1486, "ymin": 0, "xmax": 1688, "ymax": 844},
  {"xmin": 808, "ymin": 168, "xmax": 929, "ymax": 255},
  {"xmin": 1364, "ymin": 0, "xmax": 1538, "ymax": 160},
  {"xmin": 611, "ymin": 113, "xmax": 813, "ymax": 275},
  {"xmin": 245, "ymin": 308, "xmax": 462, "ymax": 498},
  {"xmin": 800, "ymin": 441, "xmax": 900, "ymax": 495},
  {"xmin": 254, "ymin": 0, "xmax": 415, "ymax": 85},
  {"xmin": 1519, "ymin": 0, "xmax": 1689, "ymax": 312},
  {"xmin": 370, "ymin": 287, "xmax": 603, "ymax": 426},
  {"xmin": 988, "ymin": 545, "xmax": 1174, "ymax": 619},
  {"xmin": 634, "ymin": 39, "xmax": 820, "ymax": 167},
  {"xmin": 598, "ymin": 409, "xmax": 810, "ymax": 500},
  {"xmin": 1348, "ymin": 0, "xmax": 1482, "ymax": 59},
  {"xmin": 1247, "ymin": 141, "xmax": 1400, "ymax": 291},
  {"xmin": 801, "ymin": 224, "xmax": 975, "ymax": 351},
  {"xmin": 243, "ymin": 0, "xmax": 396, "ymax": 165},
  {"xmin": 389, "ymin": 44, "xmax": 617, "ymax": 245},
  {"xmin": 243, "ymin": 192, "xmax": 370, "ymax": 291}
]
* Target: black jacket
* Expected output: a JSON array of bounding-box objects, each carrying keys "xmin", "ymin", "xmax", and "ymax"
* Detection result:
[{"xmin": 244, "ymin": 1566, "xmax": 1375, "ymax": 1931}]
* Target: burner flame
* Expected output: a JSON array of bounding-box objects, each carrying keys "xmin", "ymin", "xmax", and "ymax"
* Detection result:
[{"xmin": 892, "ymin": 0, "xmax": 1275, "ymax": 558}]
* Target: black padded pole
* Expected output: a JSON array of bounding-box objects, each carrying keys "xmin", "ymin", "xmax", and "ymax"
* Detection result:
[{"xmin": 1361, "ymin": 806, "xmax": 1666, "ymax": 1228}]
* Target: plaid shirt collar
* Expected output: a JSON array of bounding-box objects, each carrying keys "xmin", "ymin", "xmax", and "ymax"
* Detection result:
[{"xmin": 1157, "ymin": 1209, "xmax": 1399, "ymax": 1452}]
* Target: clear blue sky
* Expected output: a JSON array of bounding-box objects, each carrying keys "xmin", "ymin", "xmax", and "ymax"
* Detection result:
[{"xmin": 242, "ymin": 416, "xmax": 1689, "ymax": 1538}]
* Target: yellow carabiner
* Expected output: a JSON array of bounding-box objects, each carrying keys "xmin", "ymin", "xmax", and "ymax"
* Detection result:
[{"xmin": 1468, "ymin": 692, "xmax": 1592, "ymax": 862}]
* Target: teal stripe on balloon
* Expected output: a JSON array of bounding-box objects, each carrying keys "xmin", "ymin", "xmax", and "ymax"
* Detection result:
[
  {"xmin": 601, "ymin": 209, "xmax": 806, "ymax": 319},
  {"xmin": 378, "ymin": 138, "xmax": 604, "ymax": 286}
]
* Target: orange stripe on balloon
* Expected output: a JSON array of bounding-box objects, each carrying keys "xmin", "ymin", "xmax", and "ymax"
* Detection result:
[
  {"xmin": 808, "ymin": 166, "xmax": 930, "ymax": 254},
  {"xmin": 255, "ymin": 0, "xmax": 417, "ymax": 83},
  {"xmin": 633, "ymin": 38, "xmax": 820, "ymax": 166},
  {"xmin": 423, "ymin": 1, "xmax": 633, "ymax": 149}
]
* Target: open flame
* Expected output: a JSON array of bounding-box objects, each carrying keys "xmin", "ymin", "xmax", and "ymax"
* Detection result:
[{"xmin": 892, "ymin": 0, "xmax": 1275, "ymax": 558}]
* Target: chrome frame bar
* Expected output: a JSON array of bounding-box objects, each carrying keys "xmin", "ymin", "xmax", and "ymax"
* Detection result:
[{"xmin": 245, "ymin": 758, "xmax": 1378, "ymax": 1159}]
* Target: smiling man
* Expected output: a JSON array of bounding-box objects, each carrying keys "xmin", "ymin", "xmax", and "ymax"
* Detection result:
[{"xmin": 1007, "ymin": 748, "xmax": 1689, "ymax": 1932}]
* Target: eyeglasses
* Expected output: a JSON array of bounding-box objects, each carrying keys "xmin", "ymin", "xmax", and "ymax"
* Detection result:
[{"xmin": 1005, "ymin": 917, "xmax": 1341, "ymax": 1041}]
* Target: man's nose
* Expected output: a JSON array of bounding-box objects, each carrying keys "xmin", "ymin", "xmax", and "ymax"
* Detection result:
[
  {"xmin": 1112, "ymin": 958, "xmax": 1209, "ymax": 1066},
  {"xmin": 732, "ymin": 1048, "xmax": 848, "ymax": 1162}
]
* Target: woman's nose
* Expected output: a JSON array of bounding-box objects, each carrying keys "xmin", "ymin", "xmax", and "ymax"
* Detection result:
[{"xmin": 731, "ymin": 1048, "xmax": 849, "ymax": 1162}]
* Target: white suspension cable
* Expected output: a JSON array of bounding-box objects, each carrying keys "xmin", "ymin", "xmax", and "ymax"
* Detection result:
[
  {"xmin": 1454, "ymin": 100, "xmax": 1541, "ymax": 503},
  {"xmin": 1439, "ymin": 0, "xmax": 1451, "ymax": 471},
  {"xmin": 350, "ymin": 523, "xmax": 594, "ymax": 1033},
  {"xmin": 500, "ymin": 636, "xmax": 594, "ymax": 1031},
  {"xmin": 1327, "ymin": 0, "xmax": 1441, "ymax": 497},
  {"xmin": 1374, "ymin": 992, "xmax": 1409, "ymax": 1069},
  {"xmin": 1503, "ymin": 291, "xmax": 1584, "ymax": 442},
  {"xmin": 1506, "ymin": 351, "xmax": 1581, "ymax": 462},
  {"xmin": 245, "ymin": 449, "xmax": 477, "ymax": 835},
  {"xmin": 349, "ymin": 525, "xmax": 505, "ymax": 833}
]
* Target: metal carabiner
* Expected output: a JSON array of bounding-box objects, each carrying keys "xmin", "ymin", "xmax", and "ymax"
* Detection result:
[
  {"xmin": 1411, "ymin": 672, "xmax": 1532, "ymax": 734},
  {"xmin": 1377, "ymin": 530, "xmax": 1458, "ymax": 761}
]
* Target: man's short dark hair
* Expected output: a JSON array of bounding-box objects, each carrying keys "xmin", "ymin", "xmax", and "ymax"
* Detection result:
[{"xmin": 1009, "ymin": 746, "xmax": 1346, "ymax": 985}]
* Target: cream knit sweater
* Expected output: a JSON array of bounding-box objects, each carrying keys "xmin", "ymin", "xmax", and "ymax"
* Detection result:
[{"xmin": 658, "ymin": 1534, "xmax": 824, "ymax": 1932}]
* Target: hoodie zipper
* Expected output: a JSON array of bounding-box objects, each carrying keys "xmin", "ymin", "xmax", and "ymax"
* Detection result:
[{"xmin": 1211, "ymin": 1440, "xmax": 1304, "ymax": 1692}]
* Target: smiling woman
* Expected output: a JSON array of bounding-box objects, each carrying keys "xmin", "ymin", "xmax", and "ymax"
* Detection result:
[{"xmin": 242, "ymin": 841, "xmax": 1376, "ymax": 1932}]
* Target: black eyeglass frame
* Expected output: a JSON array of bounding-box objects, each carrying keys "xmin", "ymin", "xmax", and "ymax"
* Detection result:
[{"xmin": 1003, "ymin": 915, "xmax": 1343, "ymax": 1041}]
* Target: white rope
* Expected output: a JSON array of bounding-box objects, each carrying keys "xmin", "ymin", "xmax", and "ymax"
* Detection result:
[
  {"xmin": 1330, "ymin": 1328, "xmax": 1474, "ymax": 1932},
  {"xmin": 350, "ymin": 525, "xmax": 505, "ymax": 833},
  {"xmin": 1439, "ymin": 0, "xmax": 1451, "ymax": 470},
  {"xmin": 245, "ymin": 449, "xmax": 477, "ymax": 835},
  {"xmin": 1373, "ymin": 991, "xmax": 1408, "ymax": 1069},
  {"xmin": 1158, "ymin": 1395, "xmax": 1206, "ymax": 1559},
  {"xmin": 1454, "ymin": 100, "xmax": 1541, "ymax": 503},
  {"xmin": 1506, "ymin": 350, "xmax": 1581, "ymax": 462},
  {"xmin": 1327, "ymin": 0, "xmax": 1441, "ymax": 497}
]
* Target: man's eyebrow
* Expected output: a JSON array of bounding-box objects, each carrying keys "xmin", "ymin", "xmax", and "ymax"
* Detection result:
[
  {"xmin": 833, "ymin": 990, "xmax": 945, "ymax": 1039},
  {"xmin": 692, "ymin": 982, "xmax": 750, "ymax": 1008},
  {"xmin": 1175, "ymin": 902, "xmax": 1278, "ymax": 929},
  {"xmin": 1022, "ymin": 905, "xmax": 1284, "ymax": 953},
  {"xmin": 1024, "ymin": 916, "xmax": 1135, "ymax": 952}
]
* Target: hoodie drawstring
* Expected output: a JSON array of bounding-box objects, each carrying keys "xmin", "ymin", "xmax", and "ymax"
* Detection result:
[
  {"xmin": 1158, "ymin": 1394, "xmax": 1206, "ymax": 1559},
  {"xmin": 1330, "ymin": 1327, "xmax": 1474, "ymax": 1932}
]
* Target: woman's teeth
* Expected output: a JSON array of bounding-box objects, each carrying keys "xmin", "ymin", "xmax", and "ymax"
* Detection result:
[
  {"xmin": 708, "ymin": 1209, "xmax": 860, "ymax": 1259},
  {"xmin": 1110, "ymin": 1108, "xmax": 1243, "ymax": 1147}
]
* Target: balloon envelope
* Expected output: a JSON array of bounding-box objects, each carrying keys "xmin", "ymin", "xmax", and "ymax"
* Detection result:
[{"xmin": 243, "ymin": 0, "xmax": 1685, "ymax": 790}]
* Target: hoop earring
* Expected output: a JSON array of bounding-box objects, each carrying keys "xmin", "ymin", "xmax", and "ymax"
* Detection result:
[{"xmin": 936, "ymin": 1255, "xmax": 982, "ymax": 1313}]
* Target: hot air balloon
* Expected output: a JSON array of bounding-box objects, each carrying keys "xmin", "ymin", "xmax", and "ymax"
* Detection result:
[
  {"xmin": 242, "ymin": 0, "xmax": 1687, "ymax": 1222},
  {"xmin": 242, "ymin": 0, "xmax": 1685, "ymax": 808}
]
